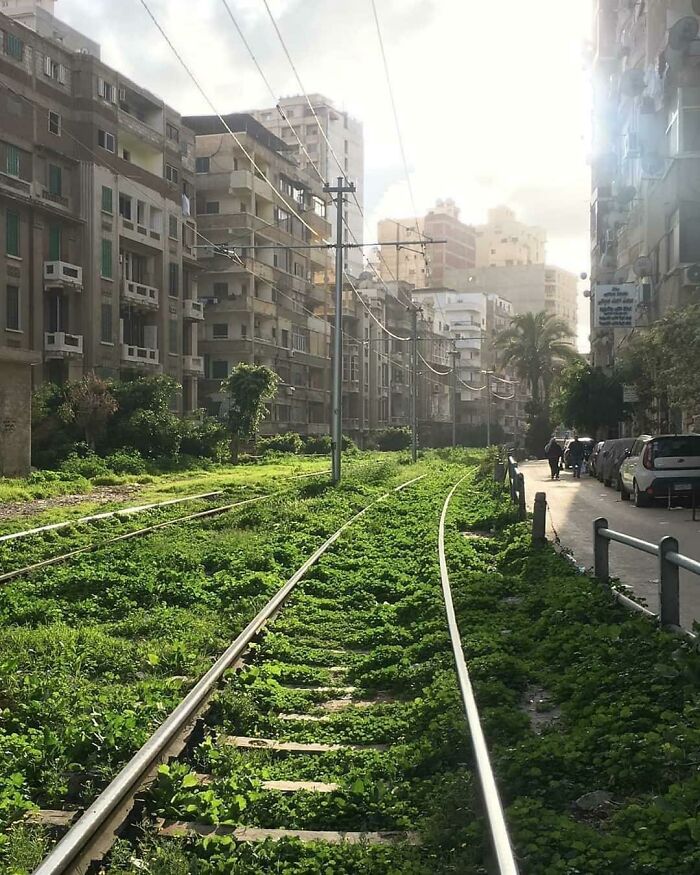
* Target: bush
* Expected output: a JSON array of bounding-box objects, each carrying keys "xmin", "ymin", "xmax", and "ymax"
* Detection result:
[
  {"xmin": 258, "ymin": 433, "xmax": 303, "ymax": 455},
  {"xmin": 375, "ymin": 427, "xmax": 412, "ymax": 451},
  {"xmin": 301, "ymin": 435, "xmax": 332, "ymax": 455},
  {"xmin": 60, "ymin": 451, "xmax": 110, "ymax": 479},
  {"xmin": 103, "ymin": 450, "xmax": 147, "ymax": 475},
  {"xmin": 179, "ymin": 415, "xmax": 227, "ymax": 460}
]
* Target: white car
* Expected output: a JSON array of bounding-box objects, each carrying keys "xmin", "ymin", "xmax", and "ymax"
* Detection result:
[{"xmin": 619, "ymin": 434, "xmax": 700, "ymax": 507}]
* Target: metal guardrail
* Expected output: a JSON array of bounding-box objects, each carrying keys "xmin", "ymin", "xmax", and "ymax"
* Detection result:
[
  {"xmin": 594, "ymin": 517, "xmax": 700, "ymax": 637},
  {"xmin": 504, "ymin": 456, "xmax": 526, "ymax": 522},
  {"xmin": 439, "ymin": 479, "xmax": 519, "ymax": 875}
]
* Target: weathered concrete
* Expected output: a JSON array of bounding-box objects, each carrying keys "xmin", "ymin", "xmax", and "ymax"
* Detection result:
[{"xmin": 0, "ymin": 348, "xmax": 40, "ymax": 477}]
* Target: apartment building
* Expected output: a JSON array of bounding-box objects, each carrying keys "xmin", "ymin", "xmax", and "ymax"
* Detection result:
[
  {"xmin": 590, "ymin": 0, "xmax": 700, "ymax": 369},
  {"xmin": 250, "ymin": 95, "xmax": 364, "ymax": 276},
  {"xmin": 0, "ymin": 6, "xmax": 199, "ymax": 473},
  {"xmin": 475, "ymin": 205, "xmax": 546, "ymax": 267},
  {"xmin": 1, "ymin": 0, "xmax": 99, "ymax": 55},
  {"xmin": 377, "ymin": 199, "xmax": 476, "ymax": 288},
  {"xmin": 185, "ymin": 113, "xmax": 333, "ymax": 436}
]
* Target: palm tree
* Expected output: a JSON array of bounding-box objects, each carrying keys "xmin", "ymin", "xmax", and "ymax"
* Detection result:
[{"xmin": 494, "ymin": 312, "xmax": 577, "ymax": 410}]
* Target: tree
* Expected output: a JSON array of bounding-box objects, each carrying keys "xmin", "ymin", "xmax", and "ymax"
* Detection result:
[
  {"xmin": 553, "ymin": 360, "xmax": 624, "ymax": 438},
  {"xmin": 220, "ymin": 364, "xmax": 279, "ymax": 462},
  {"xmin": 494, "ymin": 312, "xmax": 578, "ymax": 410},
  {"xmin": 57, "ymin": 373, "xmax": 118, "ymax": 451}
]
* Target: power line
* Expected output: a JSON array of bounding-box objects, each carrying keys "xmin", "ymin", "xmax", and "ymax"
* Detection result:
[
  {"xmin": 348, "ymin": 281, "xmax": 411, "ymax": 342},
  {"xmin": 418, "ymin": 352, "xmax": 453, "ymax": 376}
]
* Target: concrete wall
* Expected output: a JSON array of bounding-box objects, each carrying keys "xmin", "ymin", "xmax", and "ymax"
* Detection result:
[{"xmin": 0, "ymin": 349, "xmax": 40, "ymax": 477}]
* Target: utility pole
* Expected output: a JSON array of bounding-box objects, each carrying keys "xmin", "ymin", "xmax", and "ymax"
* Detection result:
[
  {"xmin": 483, "ymin": 370, "xmax": 495, "ymax": 447},
  {"xmin": 449, "ymin": 343, "xmax": 460, "ymax": 448},
  {"xmin": 323, "ymin": 177, "xmax": 356, "ymax": 485},
  {"xmin": 408, "ymin": 303, "xmax": 423, "ymax": 463}
]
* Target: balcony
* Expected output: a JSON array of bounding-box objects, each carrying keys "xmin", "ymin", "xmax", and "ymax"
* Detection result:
[
  {"xmin": 122, "ymin": 279, "xmax": 159, "ymax": 310},
  {"xmin": 183, "ymin": 299, "xmax": 205, "ymax": 321},
  {"xmin": 44, "ymin": 261, "xmax": 83, "ymax": 290},
  {"xmin": 34, "ymin": 184, "xmax": 70, "ymax": 211},
  {"xmin": 183, "ymin": 355, "xmax": 204, "ymax": 376},
  {"xmin": 44, "ymin": 331, "xmax": 83, "ymax": 358},
  {"xmin": 121, "ymin": 344, "xmax": 159, "ymax": 366},
  {"xmin": 253, "ymin": 298, "xmax": 276, "ymax": 318}
]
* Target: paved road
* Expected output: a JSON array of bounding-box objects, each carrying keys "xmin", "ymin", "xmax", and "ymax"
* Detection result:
[{"xmin": 521, "ymin": 460, "xmax": 700, "ymax": 629}]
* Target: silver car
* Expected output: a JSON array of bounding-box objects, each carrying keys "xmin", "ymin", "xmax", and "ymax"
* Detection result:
[{"xmin": 619, "ymin": 434, "xmax": 700, "ymax": 507}]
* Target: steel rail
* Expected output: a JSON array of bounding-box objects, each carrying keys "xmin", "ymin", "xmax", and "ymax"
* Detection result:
[
  {"xmin": 0, "ymin": 471, "xmax": 330, "ymax": 586},
  {"xmin": 32, "ymin": 473, "xmax": 426, "ymax": 875},
  {"xmin": 597, "ymin": 528, "xmax": 659, "ymax": 558},
  {"xmin": 0, "ymin": 491, "xmax": 225, "ymax": 544},
  {"xmin": 438, "ymin": 478, "xmax": 519, "ymax": 875}
]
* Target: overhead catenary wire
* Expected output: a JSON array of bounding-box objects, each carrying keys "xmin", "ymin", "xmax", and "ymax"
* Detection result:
[{"xmin": 418, "ymin": 352, "xmax": 453, "ymax": 376}]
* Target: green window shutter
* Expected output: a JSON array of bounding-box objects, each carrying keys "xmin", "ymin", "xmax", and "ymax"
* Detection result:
[
  {"xmin": 6, "ymin": 212, "xmax": 19, "ymax": 257},
  {"xmin": 169, "ymin": 319, "xmax": 178, "ymax": 354},
  {"xmin": 48, "ymin": 164, "xmax": 62, "ymax": 196},
  {"xmin": 48, "ymin": 225, "xmax": 61, "ymax": 261},
  {"xmin": 6, "ymin": 285, "xmax": 20, "ymax": 331},
  {"xmin": 101, "ymin": 303, "xmax": 113, "ymax": 343},
  {"xmin": 101, "ymin": 239, "xmax": 113, "ymax": 278},
  {"xmin": 6, "ymin": 145, "xmax": 20, "ymax": 177},
  {"xmin": 5, "ymin": 34, "xmax": 24, "ymax": 60},
  {"xmin": 101, "ymin": 186, "xmax": 113, "ymax": 214}
]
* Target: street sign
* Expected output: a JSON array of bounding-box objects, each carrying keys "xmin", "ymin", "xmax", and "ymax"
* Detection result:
[
  {"xmin": 623, "ymin": 385, "xmax": 639, "ymax": 404},
  {"xmin": 594, "ymin": 283, "xmax": 641, "ymax": 328}
]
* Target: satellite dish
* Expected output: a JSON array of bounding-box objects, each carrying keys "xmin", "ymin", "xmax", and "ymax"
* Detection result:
[
  {"xmin": 633, "ymin": 256, "xmax": 653, "ymax": 278},
  {"xmin": 669, "ymin": 16, "xmax": 700, "ymax": 51},
  {"xmin": 583, "ymin": 289, "xmax": 592, "ymax": 298}
]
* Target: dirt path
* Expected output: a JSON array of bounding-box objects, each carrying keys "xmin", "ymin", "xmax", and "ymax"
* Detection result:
[{"xmin": 0, "ymin": 485, "xmax": 142, "ymax": 522}]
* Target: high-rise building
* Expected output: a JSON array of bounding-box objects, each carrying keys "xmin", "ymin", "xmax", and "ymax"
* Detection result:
[
  {"xmin": 590, "ymin": 0, "xmax": 700, "ymax": 369},
  {"xmin": 0, "ymin": 8, "xmax": 200, "ymax": 473},
  {"xmin": 377, "ymin": 199, "xmax": 476, "ymax": 288},
  {"xmin": 250, "ymin": 95, "xmax": 364, "ymax": 276},
  {"xmin": 185, "ymin": 113, "xmax": 333, "ymax": 436},
  {"xmin": 1, "ymin": 0, "xmax": 100, "ymax": 55},
  {"xmin": 475, "ymin": 205, "xmax": 546, "ymax": 267}
]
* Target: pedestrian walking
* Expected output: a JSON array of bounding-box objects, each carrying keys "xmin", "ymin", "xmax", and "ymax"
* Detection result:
[
  {"xmin": 569, "ymin": 437, "xmax": 585, "ymax": 479},
  {"xmin": 545, "ymin": 436, "xmax": 563, "ymax": 481}
]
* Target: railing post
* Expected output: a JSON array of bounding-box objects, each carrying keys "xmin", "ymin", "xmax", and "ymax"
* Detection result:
[
  {"xmin": 532, "ymin": 492, "xmax": 547, "ymax": 544},
  {"xmin": 594, "ymin": 517, "xmax": 609, "ymax": 581},
  {"xmin": 494, "ymin": 462, "xmax": 505, "ymax": 484},
  {"xmin": 517, "ymin": 473, "xmax": 526, "ymax": 521},
  {"xmin": 508, "ymin": 459, "xmax": 517, "ymax": 503},
  {"xmin": 659, "ymin": 536, "xmax": 680, "ymax": 628}
]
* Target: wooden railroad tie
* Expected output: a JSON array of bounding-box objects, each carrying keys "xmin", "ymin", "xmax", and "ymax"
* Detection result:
[
  {"xmin": 222, "ymin": 735, "xmax": 389, "ymax": 753},
  {"xmin": 157, "ymin": 822, "xmax": 421, "ymax": 846}
]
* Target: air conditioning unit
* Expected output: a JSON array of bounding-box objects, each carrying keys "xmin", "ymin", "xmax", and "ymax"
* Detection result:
[{"xmin": 682, "ymin": 263, "xmax": 700, "ymax": 286}]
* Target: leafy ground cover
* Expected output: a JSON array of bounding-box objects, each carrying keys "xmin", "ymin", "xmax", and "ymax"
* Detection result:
[{"xmin": 0, "ymin": 458, "xmax": 422, "ymax": 870}]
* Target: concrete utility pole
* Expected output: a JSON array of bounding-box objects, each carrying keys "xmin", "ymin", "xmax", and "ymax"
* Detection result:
[
  {"xmin": 324, "ymin": 177, "xmax": 356, "ymax": 485},
  {"xmin": 408, "ymin": 303, "xmax": 423, "ymax": 463},
  {"xmin": 483, "ymin": 370, "xmax": 495, "ymax": 447},
  {"xmin": 449, "ymin": 343, "xmax": 460, "ymax": 448}
]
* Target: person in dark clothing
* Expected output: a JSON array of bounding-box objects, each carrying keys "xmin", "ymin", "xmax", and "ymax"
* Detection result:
[
  {"xmin": 545, "ymin": 437, "xmax": 563, "ymax": 480},
  {"xmin": 568, "ymin": 437, "xmax": 585, "ymax": 479}
]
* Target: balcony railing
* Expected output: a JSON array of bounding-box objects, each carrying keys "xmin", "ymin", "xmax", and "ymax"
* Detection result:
[
  {"xmin": 183, "ymin": 355, "xmax": 204, "ymax": 375},
  {"xmin": 122, "ymin": 279, "xmax": 159, "ymax": 309},
  {"xmin": 44, "ymin": 261, "xmax": 83, "ymax": 290},
  {"xmin": 121, "ymin": 344, "xmax": 159, "ymax": 366},
  {"xmin": 183, "ymin": 299, "xmax": 205, "ymax": 321},
  {"xmin": 44, "ymin": 331, "xmax": 83, "ymax": 357}
]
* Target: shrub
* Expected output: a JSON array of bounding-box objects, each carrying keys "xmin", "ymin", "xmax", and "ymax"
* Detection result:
[
  {"xmin": 179, "ymin": 415, "xmax": 227, "ymax": 460},
  {"xmin": 60, "ymin": 451, "xmax": 110, "ymax": 479},
  {"xmin": 301, "ymin": 435, "xmax": 332, "ymax": 455},
  {"xmin": 103, "ymin": 450, "xmax": 147, "ymax": 475},
  {"xmin": 258, "ymin": 433, "xmax": 303, "ymax": 455},
  {"xmin": 375, "ymin": 427, "xmax": 412, "ymax": 451}
]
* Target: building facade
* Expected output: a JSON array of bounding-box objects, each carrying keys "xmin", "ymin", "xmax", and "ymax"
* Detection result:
[
  {"xmin": 185, "ymin": 113, "xmax": 333, "ymax": 436},
  {"xmin": 250, "ymin": 95, "xmax": 364, "ymax": 276},
  {"xmin": 475, "ymin": 205, "xmax": 546, "ymax": 268},
  {"xmin": 591, "ymin": 0, "xmax": 700, "ymax": 369},
  {"xmin": 377, "ymin": 199, "xmax": 476, "ymax": 288},
  {"xmin": 0, "ymin": 7, "xmax": 200, "ymax": 475}
]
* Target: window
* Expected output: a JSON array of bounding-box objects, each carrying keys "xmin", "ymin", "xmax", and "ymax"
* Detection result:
[
  {"xmin": 137, "ymin": 201, "xmax": 146, "ymax": 226},
  {"xmin": 4, "ymin": 33, "xmax": 23, "ymax": 61},
  {"xmin": 150, "ymin": 208, "xmax": 163, "ymax": 234},
  {"xmin": 101, "ymin": 303, "xmax": 113, "ymax": 343},
  {"xmin": 281, "ymin": 329, "xmax": 289, "ymax": 348},
  {"xmin": 168, "ymin": 319, "xmax": 178, "ymax": 354},
  {"xmin": 166, "ymin": 123, "xmax": 180, "ymax": 143},
  {"xmin": 241, "ymin": 324, "xmax": 247, "ymax": 338},
  {"xmin": 48, "ymin": 111, "xmax": 61, "ymax": 136},
  {"xmin": 98, "ymin": 129, "xmax": 115, "ymax": 153},
  {"xmin": 6, "ymin": 285, "xmax": 19, "ymax": 330},
  {"xmin": 165, "ymin": 164, "xmax": 179, "ymax": 184},
  {"xmin": 205, "ymin": 202, "xmax": 220, "ymax": 215},
  {"xmin": 213, "ymin": 323, "xmax": 229, "ymax": 339},
  {"xmin": 168, "ymin": 263, "xmax": 179, "ymax": 297},
  {"xmin": 97, "ymin": 78, "xmax": 116, "ymax": 103},
  {"xmin": 6, "ymin": 211, "xmax": 19, "ymax": 256},
  {"xmin": 48, "ymin": 164, "xmax": 62, "ymax": 196},
  {"xmin": 48, "ymin": 225, "xmax": 61, "ymax": 261},
  {"xmin": 213, "ymin": 281, "xmax": 228, "ymax": 297},
  {"xmin": 5, "ymin": 144, "xmax": 20, "ymax": 177},
  {"xmin": 101, "ymin": 239, "xmax": 113, "ymax": 279},
  {"xmin": 168, "ymin": 215, "xmax": 178, "ymax": 239},
  {"xmin": 119, "ymin": 194, "xmax": 132, "ymax": 221},
  {"xmin": 101, "ymin": 186, "xmax": 113, "ymax": 214},
  {"xmin": 44, "ymin": 56, "xmax": 66, "ymax": 83},
  {"xmin": 122, "ymin": 149, "xmax": 131, "ymax": 162},
  {"xmin": 195, "ymin": 156, "xmax": 210, "ymax": 174},
  {"xmin": 212, "ymin": 360, "xmax": 228, "ymax": 379}
]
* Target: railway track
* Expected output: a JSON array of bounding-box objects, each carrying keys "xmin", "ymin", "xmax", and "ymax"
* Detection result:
[{"xmin": 23, "ymin": 471, "xmax": 517, "ymax": 874}]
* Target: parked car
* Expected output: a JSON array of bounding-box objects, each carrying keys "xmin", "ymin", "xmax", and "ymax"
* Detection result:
[
  {"xmin": 589, "ymin": 441, "xmax": 605, "ymax": 477},
  {"xmin": 563, "ymin": 437, "xmax": 595, "ymax": 469},
  {"xmin": 597, "ymin": 438, "xmax": 635, "ymax": 488},
  {"xmin": 619, "ymin": 434, "xmax": 700, "ymax": 507}
]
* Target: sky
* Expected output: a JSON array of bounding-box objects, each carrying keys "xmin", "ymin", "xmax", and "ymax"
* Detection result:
[{"xmin": 56, "ymin": 0, "xmax": 593, "ymax": 347}]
